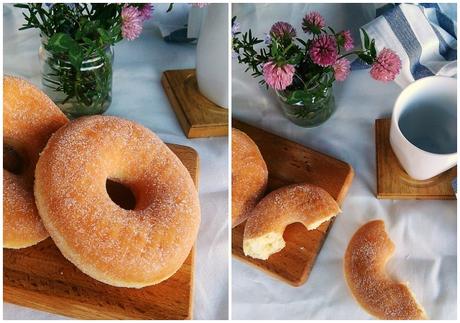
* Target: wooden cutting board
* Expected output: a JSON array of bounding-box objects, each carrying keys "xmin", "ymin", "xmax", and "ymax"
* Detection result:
[
  {"xmin": 4, "ymin": 143, "xmax": 199, "ymax": 320},
  {"xmin": 232, "ymin": 120, "xmax": 354, "ymax": 286}
]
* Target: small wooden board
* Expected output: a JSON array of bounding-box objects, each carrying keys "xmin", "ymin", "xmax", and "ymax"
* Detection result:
[
  {"xmin": 162, "ymin": 69, "xmax": 228, "ymax": 138},
  {"xmin": 4, "ymin": 144, "xmax": 199, "ymax": 320},
  {"xmin": 375, "ymin": 118, "xmax": 456, "ymax": 200},
  {"xmin": 232, "ymin": 120, "xmax": 354, "ymax": 286}
]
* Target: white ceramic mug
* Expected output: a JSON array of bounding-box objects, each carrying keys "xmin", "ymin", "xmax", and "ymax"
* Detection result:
[{"xmin": 390, "ymin": 76, "xmax": 457, "ymax": 181}]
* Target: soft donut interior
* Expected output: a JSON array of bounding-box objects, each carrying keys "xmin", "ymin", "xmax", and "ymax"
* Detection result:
[
  {"xmin": 243, "ymin": 232, "xmax": 285, "ymax": 260},
  {"xmin": 244, "ymin": 211, "xmax": 337, "ymax": 260}
]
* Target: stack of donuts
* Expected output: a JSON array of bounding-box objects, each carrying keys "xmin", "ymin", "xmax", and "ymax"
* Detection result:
[
  {"xmin": 231, "ymin": 127, "xmax": 340, "ymax": 260},
  {"xmin": 231, "ymin": 127, "xmax": 426, "ymax": 320},
  {"xmin": 3, "ymin": 76, "xmax": 200, "ymax": 288}
]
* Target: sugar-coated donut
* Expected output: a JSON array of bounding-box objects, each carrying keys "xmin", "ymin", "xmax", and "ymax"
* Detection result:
[
  {"xmin": 3, "ymin": 76, "xmax": 68, "ymax": 249},
  {"xmin": 243, "ymin": 183, "xmax": 340, "ymax": 260},
  {"xmin": 232, "ymin": 128, "xmax": 268, "ymax": 227},
  {"xmin": 34, "ymin": 116, "xmax": 201, "ymax": 288},
  {"xmin": 344, "ymin": 220, "xmax": 427, "ymax": 320}
]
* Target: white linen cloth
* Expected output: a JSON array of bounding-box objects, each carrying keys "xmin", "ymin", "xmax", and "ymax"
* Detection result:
[
  {"xmin": 3, "ymin": 4, "xmax": 228, "ymax": 320},
  {"xmin": 232, "ymin": 3, "xmax": 456, "ymax": 320},
  {"xmin": 360, "ymin": 3, "xmax": 457, "ymax": 88}
]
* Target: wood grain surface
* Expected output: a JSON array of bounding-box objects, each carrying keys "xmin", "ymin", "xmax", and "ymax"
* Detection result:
[
  {"xmin": 162, "ymin": 69, "xmax": 228, "ymax": 138},
  {"xmin": 375, "ymin": 118, "xmax": 456, "ymax": 200},
  {"xmin": 232, "ymin": 120, "xmax": 354, "ymax": 286},
  {"xmin": 4, "ymin": 143, "xmax": 199, "ymax": 320}
]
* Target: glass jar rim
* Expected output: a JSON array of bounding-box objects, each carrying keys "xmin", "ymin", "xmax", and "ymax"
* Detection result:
[{"xmin": 40, "ymin": 38, "xmax": 113, "ymax": 70}]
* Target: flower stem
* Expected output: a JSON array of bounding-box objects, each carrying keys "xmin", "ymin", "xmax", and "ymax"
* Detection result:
[
  {"xmin": 338, "ymin": 50, "xmax": 365, "ymax": 59},
  {"xmin": 283, "ymin": 43, "xmax": 294, "ymax": 55},
  {"xmin": 294, "ymin": 73, "xmax": 307, "ymax": 88}
]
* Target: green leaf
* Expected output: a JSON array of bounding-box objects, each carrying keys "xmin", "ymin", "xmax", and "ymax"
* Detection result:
[
  {"xmin": 74, "ymin": 30, "xmax": 82, "ymax": 40},
  {"xmin": 112, "ymin": 24, "xmax": 121, "ymax": 36},
  {"xmin": 14, "ymin": 3, "xmax": 30, "ymax": 9},
  {"xmin": 47, "ymin": 33, "xmax": 78, "ymax": 53},
  {"xmin": 287, "ymin": 54, "xmax": 301, "ymax": 65},
  {"xmin": 97, "ymin": 28, "xmax": 111, "ymax": 43},
  {"xmin": 370, "ymin": 39, "xmax": 376, "ymax": 58},
  {"xmin": 82, "ymin": 37, "xmax": 93, "ymax": 44},
  {"xmin": 271, "ymin": 40, "xmax": 278, "ymax": 57},
  {"xmin": 361, "ymin": 28, "xmax": 370, "ymax": 49},
  {"xmin": 327, "ymin": 26, "xmax": 336, "ymax": 35},
  {"xmin": 301, "ymin": 93, "xmax": 314, "ymax": 104},
  {"xmin": 285, "ymin": 90, "xmax": 306, "ymax": 104},
  {"xmin": 358, "ymin": 53, "xmax": 373, "ymax": 65},
  {"xmin": 310, "ymin": 25, "xmax": 322, "ymax": 35},
  {"xmin": 296, "ymin": 37, "xmax": 308, "ymax": 48},
  {"xmin": 68, "ymin": 46, "xmax": 83, "ymax": 68},
  {"xmin": 166, "ymin": 3, "xmax": 174, "ymax": 12}
]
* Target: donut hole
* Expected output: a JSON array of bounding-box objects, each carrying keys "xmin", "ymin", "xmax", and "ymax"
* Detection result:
[
  {"xmin": 3, "ymin": 144, "xmax": 27, "ymax": 175},
  {"xmin": 106, "ymin": 179, "xmax": 136, "ymax": 210}
]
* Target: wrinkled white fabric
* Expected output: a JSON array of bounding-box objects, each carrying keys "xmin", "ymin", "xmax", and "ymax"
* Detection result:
[
  {"xmin": 232, "ymin": 3, "xmax": 456, "ymax": 320},
  {"xmin": 3, "ymin": 4, "xmax": 228, "ymax": 320}
]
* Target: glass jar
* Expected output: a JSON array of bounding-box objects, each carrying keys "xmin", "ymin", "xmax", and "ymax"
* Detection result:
[
  {"xmin": 276, "ymin": 84, "xmax": 336, "ymax": 128},
  {"xmin": 39, "ymin": 40, "xmax": 114, "ymax": 118}
]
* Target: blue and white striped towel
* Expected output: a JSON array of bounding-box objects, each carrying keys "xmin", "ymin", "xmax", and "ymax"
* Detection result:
[{"xmin": 358, "ymin": 3, "xmax": 457, "ymax": 88}]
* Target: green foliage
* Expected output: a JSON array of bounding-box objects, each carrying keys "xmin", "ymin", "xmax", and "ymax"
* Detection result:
[
  {"xmin": 232, "ymin": 16, "xmax": 381, "ymax": 108},
  {"xmin": 232, "ymin": 28, "xmax": 267, "ymax": 81},
  {"xmin": 356, "ymin": 28, "xmax": 377, "ymax": 65},
  {"xmin": 14, "ymin": 3, "xmax": 148, "ymax": 114},
  {"xmin": 16, "ymin": 4, "xmax": 125, "ymax": 70},
  {"xmin": 284, "ymin": 69, "xmax": 334, "ymax": 106},
  {"xmin": 43, "ymin": 46, "xmax": 113, "ymax": 114}
]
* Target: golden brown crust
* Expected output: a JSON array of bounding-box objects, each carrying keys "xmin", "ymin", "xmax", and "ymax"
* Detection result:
[
  {"xmin": 243, "ymin": 183, "xmax": 340, "ymax": 259},
  {"xmin": 34, "ymin": 116, "xmax": 201, "ymax": 288},
  {"xmin": 3, "ymin": 75, "xmax": 68, "ymax": 248},
  {"xmin": 232, "ymin": 128, "xmax": 268, "ymax": 227},
  {"xmin": 344, "ymin": 220, "xmax": 427, "ymax": 320}
]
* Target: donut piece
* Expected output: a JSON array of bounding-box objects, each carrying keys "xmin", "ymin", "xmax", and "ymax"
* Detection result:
[
  {"xmin": 344, "ymin": 220, "xmax": 427, "ymax": 320},
  {"xmin": 243, "ymin": 183, "xmax": 340, "ymax": 260},
  {"xmin": 3, "ymin": 76, "xmax": 68, "ymax": 248},
  {"xmin": 34, "ymin": 116, "xmax": 201, "ymax": 288},
  {"xmin": 232, "ymin": 128, "xmax": 268, "ymax": 227}
]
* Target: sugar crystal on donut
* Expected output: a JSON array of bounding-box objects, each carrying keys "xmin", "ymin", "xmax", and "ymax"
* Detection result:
[
  {"xmin": 34, "ymin": 115, "xmax": 200, "ymax": 288},
  {"xmin": 3, "ymin": 76, "xmax": 68, "ymax": 249},
  {"xmin": 232, "ymin": 128, "xmax": 268, "ymax": 227},
  {"xmin": 344, "ymin": 220, "xmax": 427, "ymax": 319}
]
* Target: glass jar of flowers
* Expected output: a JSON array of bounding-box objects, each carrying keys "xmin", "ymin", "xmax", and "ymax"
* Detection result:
[
  {"xmin": 232, "ymin": 12, "xmax": 402, "ymax": 127},
  {"xmin": 15, "ymin": 3, "xmax": 153, "ymax": 118}
]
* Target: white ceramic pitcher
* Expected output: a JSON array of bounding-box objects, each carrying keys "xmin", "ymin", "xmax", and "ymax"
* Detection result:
[{"xmin": 195, "ymin": 4, "xmax": 229, "ymax": 109}]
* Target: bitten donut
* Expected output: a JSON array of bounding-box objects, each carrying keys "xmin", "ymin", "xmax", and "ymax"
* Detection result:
[
  {"xmin": 243, "ymin": 183, "xmax": 340, "ymax": 260},
  {"xmin": 3, "ymin": 76, "xmax": 68, "ymax": 249},
  {"xmin": 344, "ymin": 220, "xmax": 427, "ymax": 320},
  {"xmin": 232, "ymin": 128, "xmax": 268, "ymax": 227},
  {"xmin": 34, "ymin": 116, "xmax": 200, "ymax": 288}
]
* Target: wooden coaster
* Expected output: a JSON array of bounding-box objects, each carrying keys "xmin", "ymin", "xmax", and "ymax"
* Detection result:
[
  {"xmin": 4, "ymin": 144, "xmax": 198, "ymax": 320},
  {"xmin": 162, "ymin": 69, "xmax": 228, "ymax": 138},
  {"xmin": 232, "ymin": 120, "xmax": 354, "ymax": 286},
  {"xmin": 375, "ymin": 118, "xmax": 456, "ymax": 200}
]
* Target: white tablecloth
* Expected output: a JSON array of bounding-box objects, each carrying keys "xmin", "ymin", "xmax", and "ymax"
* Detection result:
[
  {"xmin": 3, "ymin": 4, "xmax": 228, "ymax": 320},
  {"xmin": 231, "ymin": 3, "xmax": 456, "ymax": 320}
]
